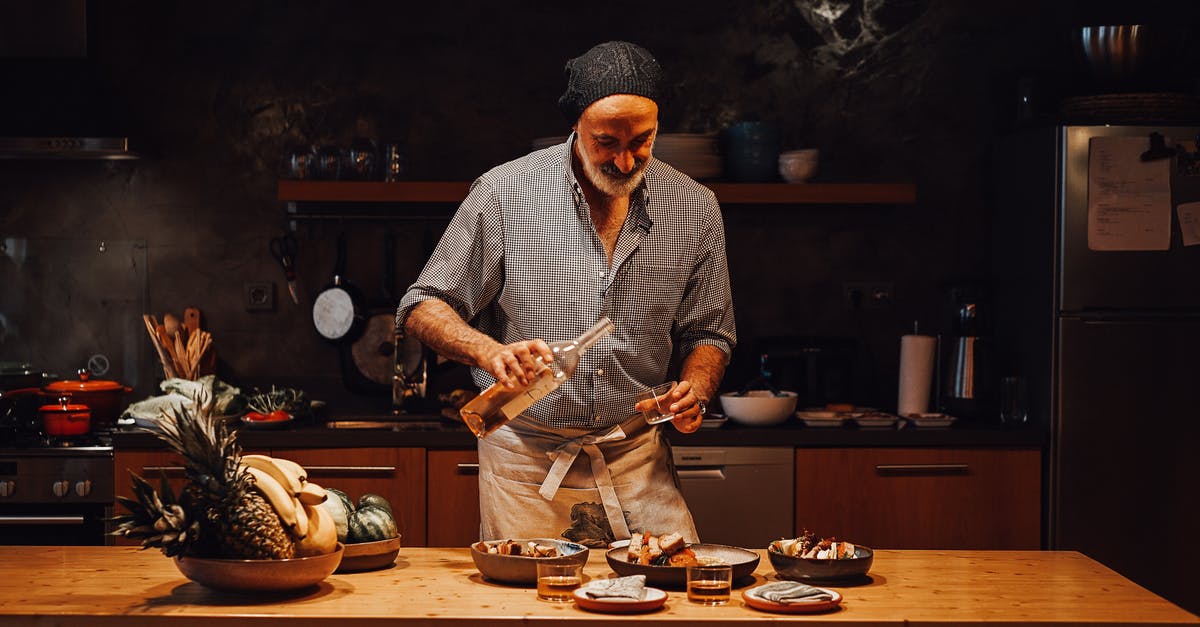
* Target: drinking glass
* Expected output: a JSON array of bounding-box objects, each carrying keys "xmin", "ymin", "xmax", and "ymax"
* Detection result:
[
  {"xmin": 536, "ymin": 561, "xmax": 582, "ymax": 602},
  {"xmin": 1000, "ymin": 376, "xmax": 1028, "ymax": 424},
  {"xmin": 686, "ymin": 562, "xmax": 732, "ymax": 605},
  {"xmin": 637, "ymin": 381, "xmax": 677, "ymax": 424}
]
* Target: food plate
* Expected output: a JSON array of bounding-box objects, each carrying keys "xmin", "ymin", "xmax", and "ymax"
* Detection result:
[
  {"xmin": 605, "ymin": 543, "xmax": 759, "ymax": 588},
  {"xmin": 854, "ymin": 414, "xmax": 898, "ymax": 429},
  {"xmin": 240, "ymin": 415, "xmax": 295, "ymax": 430},
  {"xmin": 742, "ymin": 585, "xmax": 842, "ymax": 614},
  {"xmin": 906, "ymin": 413, "xmax": 957, "ymax": 428},
  {"xmin": 796, "ymin": 411, "xmax": 847, "ymax": 428},
  {"xmin": 573, "ymin": 586, "xmax": 667, "ymax": 613}
]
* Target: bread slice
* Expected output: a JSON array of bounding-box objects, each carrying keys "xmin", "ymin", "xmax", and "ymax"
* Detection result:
[
  {"xmin": 647, "ymin": 535, "xmax": 662, "ymax": 561},
  {"xmin": 627, "ymin": 532, "xmax": 645, "ymax": 562},
  {"xmin": 659, "ymin": 532, "xmax": 686, "ymax": 555}
]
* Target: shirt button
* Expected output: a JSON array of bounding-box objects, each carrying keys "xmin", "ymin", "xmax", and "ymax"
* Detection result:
[
  {"xmin": 596, "ymin": 369, "xmax": 605, "ymax": 377},
  {"xmin": 597, "ymin": 270, "xmax": 605, "ymax": 278}
]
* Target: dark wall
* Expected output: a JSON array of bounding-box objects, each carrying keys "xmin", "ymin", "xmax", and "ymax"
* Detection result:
[{"xmin": 2, "ymin": 0, "xmax": 1197, "ymax": 410}]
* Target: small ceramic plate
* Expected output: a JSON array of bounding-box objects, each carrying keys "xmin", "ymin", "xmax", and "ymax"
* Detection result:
[
  {"xmin": 907, "ymin": 413, "xmax": 957, "ymax": 428},
  {"xmin": 796, "ymin": 412, "xmax": 846, "ymax": 428},
  {"xmin": 742, "ymin": 585, "xmax": 842, "ymax": 614},
  {"xmin": 854, "ymin": 414, "xmax": 898, "ymax": 429},
  {"xmin": 573, "ymin": 586, "xmax": 667, "ymax": 613}
]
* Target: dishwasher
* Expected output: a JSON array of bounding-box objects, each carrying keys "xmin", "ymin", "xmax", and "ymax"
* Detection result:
[{"xmin": 671, "ymin": 446, "xmax": 794, "ymax": 547}]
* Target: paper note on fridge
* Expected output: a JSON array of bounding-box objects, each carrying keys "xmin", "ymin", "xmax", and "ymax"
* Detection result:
[
  {"xmin": 1177, "ymin": 202, "xmax": 1200, "ymax": 247},
  {"xmin": 1087, "ymin": 136, "xmax": 1172, "ymax": 251}
]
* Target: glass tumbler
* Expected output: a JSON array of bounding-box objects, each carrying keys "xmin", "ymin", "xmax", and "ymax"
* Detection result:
[
  {"xmin": 686, "ymin": 562, "xmax": 732, "ymax": 605},
  {"xmin": 536, "ymin": 561, "xmax": 582, "ymax": 602},
  {"xmin": 999, "ymin": 376, "xmax": 1028, "ymax": 424}
]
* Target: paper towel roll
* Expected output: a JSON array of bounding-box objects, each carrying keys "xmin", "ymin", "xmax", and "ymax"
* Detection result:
[{"xmin": 897, "ymin": 334, "xmax": 936, "ymax": 416}]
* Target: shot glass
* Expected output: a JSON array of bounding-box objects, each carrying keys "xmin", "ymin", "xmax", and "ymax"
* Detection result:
[
  {"xmin": 536, "ymin": 561, "xmax": 582, "ymax": 602},
  {"xmin": 637, "ymin": 381, "xmax": 677, "ymax": 424},
  {"xmin": 686, "ymin": 562, "xmax": 732, "ymax": 605}
]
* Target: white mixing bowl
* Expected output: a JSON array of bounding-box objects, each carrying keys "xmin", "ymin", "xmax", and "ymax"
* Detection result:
[{"xmin": 719, "ymin": 390, "xmax": 799, "ymax": 426}]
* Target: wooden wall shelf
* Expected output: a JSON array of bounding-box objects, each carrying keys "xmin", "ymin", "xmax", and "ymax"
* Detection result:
[{"xmin": 278, "ymin": 181, "xmax": 917, "ymax": 206}]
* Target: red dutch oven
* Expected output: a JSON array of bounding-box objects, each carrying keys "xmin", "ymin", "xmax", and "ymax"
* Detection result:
[
  {"xmin": 39, "ymin": 397, "xmax": 92, "ymax": 436},
  {"xmin": 42, "ymin": 370, "xmax": 133, "ymax": 430}
]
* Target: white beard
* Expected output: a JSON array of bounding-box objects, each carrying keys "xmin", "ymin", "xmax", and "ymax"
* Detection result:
[{"xmin": 579, "ymin": 146, "xmax": 650, "ymax": 198}]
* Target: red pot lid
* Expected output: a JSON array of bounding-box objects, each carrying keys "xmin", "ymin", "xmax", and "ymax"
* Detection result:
[
  {"xmin": 44, "ymin": 370, "xmax": 125, "ymax": 393},
  {"xmin": 40, "ymin": 397, "xmax": 91, "ymax": 413}
]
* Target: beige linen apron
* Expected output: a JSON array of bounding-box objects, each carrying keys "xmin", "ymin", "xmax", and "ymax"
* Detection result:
[{"xmin": 477, "ymin": 413, "xmax": 698, "ymax": 544}]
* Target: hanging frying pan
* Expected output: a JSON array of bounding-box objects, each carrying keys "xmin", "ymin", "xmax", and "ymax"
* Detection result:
[
  {"xmin": 312, "ymin": 232, "xmax": 366, "ymax": 344},
  {"xmin": 348, "ymin": 231, "xmax": 398, "ymax": 392}
]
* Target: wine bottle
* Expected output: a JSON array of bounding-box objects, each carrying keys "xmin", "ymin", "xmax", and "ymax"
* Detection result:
[{"xmin": 460, "ymin": 317, "xmax": 614, "ymax": 438}]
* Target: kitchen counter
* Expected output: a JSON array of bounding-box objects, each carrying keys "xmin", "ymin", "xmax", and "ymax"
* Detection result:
[
  {"xmin": 0, "ymin": 546, "xmax": 1193, "ymax": 625},
  {"xmin": 112, "ymin": 415, "xmax": 1046, "ymax": 450}
]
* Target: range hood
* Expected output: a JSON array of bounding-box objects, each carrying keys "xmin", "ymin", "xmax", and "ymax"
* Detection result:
[
  {"xmin": 0, "ymin": 137, "xmax": 139, "ymax": 160},
  {"xmin": 0, "ymin": 2, "xmax": 140, "ymax": 160}
]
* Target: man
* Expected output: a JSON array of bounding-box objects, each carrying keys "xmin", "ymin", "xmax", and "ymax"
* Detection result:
[{"xmin": 396, "ymin": 41, "xmax": 735, "ymax": 545}]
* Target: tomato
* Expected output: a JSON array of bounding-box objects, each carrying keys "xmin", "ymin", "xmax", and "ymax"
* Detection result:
[
  {"xmin": 244, "ymin": 411, "xmax": 268, "ymax": 422},
  {"xmin": 266, "ymin": 410, "xmax": 291, "ymax": 422}
]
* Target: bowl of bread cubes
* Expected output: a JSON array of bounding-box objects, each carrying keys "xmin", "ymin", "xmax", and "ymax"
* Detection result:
[{"xmin": 470, "ymin": 538, "xmax": 590, "ymax": 584}]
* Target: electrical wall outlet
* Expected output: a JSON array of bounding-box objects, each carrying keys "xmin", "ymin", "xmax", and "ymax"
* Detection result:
[
  {"xmin": 843, "ymin": 282, "xmax": 893, "ymax": 310},
  {"xmin": 244, "ymin": 281, "xmax": 276, "ymax": 311}
]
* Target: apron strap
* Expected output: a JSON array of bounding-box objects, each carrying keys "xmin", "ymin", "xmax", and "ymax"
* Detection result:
[{"xmin": 538, "ymin": 425, "xmax": 631, "ymax": 539}]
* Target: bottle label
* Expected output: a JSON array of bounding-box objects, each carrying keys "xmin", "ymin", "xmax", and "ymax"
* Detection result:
[{"xmin": 499, "ymin": 371, "xmax": 558, "ymax": 420}]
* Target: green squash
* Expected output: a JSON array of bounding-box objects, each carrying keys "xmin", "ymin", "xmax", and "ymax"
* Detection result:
[
  {"xmin": 357, "ymin": 493, "xmax": 393, "ymax": 515},
  {"xmin": 319, "ymin": 487, "xmax": 355, "ymax": 543},
  {"xmin": 347, "ymin": 505, "xmax": 399, "ymax": 543}
]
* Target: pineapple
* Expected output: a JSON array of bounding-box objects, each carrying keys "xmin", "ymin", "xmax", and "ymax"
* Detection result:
[{"xmin": 113, "ymin": 389, "xmax": 295, "ymax": 559}]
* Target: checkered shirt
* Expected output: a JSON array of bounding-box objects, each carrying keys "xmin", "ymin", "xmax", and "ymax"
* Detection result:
[{"xmin": 397, "ymin": 134, "xmax": 736, "ymax": 430}]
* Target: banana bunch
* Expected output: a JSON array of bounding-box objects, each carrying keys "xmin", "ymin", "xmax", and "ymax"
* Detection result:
[{"xmin": 239, "ymin": 454, "xmax": 338, "ymax": 557}]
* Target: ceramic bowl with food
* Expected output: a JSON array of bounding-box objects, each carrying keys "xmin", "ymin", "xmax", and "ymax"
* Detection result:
[
  {"xmin": 719, "ymin": 390, "xmax": 798, "ymax": 426},
  {"xmin": 173, "ymin": 543, "xmax": 344, "ymax": 592},
  {"xmin": 605, "ymin": 542, "xmax": 760, "ymax": 588},
  {"xmin": 470, "ymin": 538, "xmax": 589, "ymax": 584},
  {"xmin": 767, "ymin": 541, "xmax": 873, "ymax": 582}
]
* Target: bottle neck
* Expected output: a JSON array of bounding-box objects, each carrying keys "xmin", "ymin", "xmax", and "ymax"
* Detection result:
[{"xmin": 575, "ymin": 316, "xmax": 614, "ymax": 352}]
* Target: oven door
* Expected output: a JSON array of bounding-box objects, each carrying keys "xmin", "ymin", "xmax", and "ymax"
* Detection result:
[{"xmin": 0, "ymin": 502, "xmax": 112, "ymax": 545}]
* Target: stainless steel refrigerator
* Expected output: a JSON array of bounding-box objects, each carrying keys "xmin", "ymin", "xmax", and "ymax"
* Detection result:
[{"xmin": 993, "ymin": 125, "xmax": 1200, "ymax": 615}]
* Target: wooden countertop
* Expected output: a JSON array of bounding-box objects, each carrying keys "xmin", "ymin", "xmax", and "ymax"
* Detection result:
[{"xmin": 0, "ymin": 547, "xmax": 1195, "ymax": 626}]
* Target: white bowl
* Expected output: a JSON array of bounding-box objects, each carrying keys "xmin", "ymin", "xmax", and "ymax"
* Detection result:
[
  {"xmin": 778, "ymin": 149, "xmax": 818, "ymax": 183},
  {"xmin": 719, "ymin": 391, "xmax": 799, "ymax": 426}
]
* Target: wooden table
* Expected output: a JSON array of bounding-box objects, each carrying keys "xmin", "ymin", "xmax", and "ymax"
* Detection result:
[{"xmin": 0, "ymin": 546, "xmax": 1195, "ymax": 626}]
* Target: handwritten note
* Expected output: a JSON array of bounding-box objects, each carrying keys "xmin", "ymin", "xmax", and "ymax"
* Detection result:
[
  {"xmin": 1178, "ymin": 202, "xmax": 1200, "ymax": 247},
  {"xmin": 1087, "ymin": 136, "xmax": 1172, "ymax": 251}
]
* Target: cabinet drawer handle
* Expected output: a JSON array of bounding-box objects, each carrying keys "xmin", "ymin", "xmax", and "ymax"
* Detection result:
[
  {"xmin": 0, "ymin": 515, "xmax": 86, "ymax": 525},
  {"xmin": 676, "ymin": 468, "xmax": 726, "ymax": 481},
  {"xmin": 141, "ymin": 466, "xmax": 186, "ymax": 473},
  {"xmin": 875, "ymin": 463, "xmax": 969, "ymax": 475},
  {"xmin": 456, "ymin": 463, "xmax": 479, "ymax": 475},
  {"xmin": 303, "ymin": 466, "xmax": 397, "ymax": 474}
]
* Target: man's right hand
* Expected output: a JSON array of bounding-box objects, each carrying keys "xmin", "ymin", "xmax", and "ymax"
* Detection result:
[{"xmin": 479, "ymin": 339, "xmax": 554, "ymax": 388}]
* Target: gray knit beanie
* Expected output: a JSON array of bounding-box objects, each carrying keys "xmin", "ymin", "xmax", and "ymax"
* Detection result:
[{"xmin": 558, "ymin": 41, "xmax": 663, "ymax": 122}]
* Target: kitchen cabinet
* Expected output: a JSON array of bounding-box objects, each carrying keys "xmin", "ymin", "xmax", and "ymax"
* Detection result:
[
  {"xmin": 116, "ymin": 447, "xmax": 427, "ymax": 547},
  {"xmin": 273, "ymin": 447, "xmax": 427, "ymax": 547},
  {"xmin": 426, "ymin": 449, "xmax": 480, "ymax": 547},
  {"xmin": 793, "ymin": 447, "xmax": 1041, "ymax": 550},
  {"xmin": 112, "ymin": 448, "xmax": 270, "ymax": 547}
]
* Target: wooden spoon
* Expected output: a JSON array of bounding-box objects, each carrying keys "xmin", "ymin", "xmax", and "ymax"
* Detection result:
[{"xmin": 163, "ymin": 313, "xmax": 182, "ymax": 342}]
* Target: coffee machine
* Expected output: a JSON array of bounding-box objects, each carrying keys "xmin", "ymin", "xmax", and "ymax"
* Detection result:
[{"xmin": 938, "ymin": 287, "xmax": 995, "ymax": 421}]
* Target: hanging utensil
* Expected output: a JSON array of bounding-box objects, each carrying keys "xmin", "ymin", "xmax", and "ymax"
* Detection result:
[
  {"xmin": 270, "ymin": 233, "xmax": 300, "ymax": 305},
  {"xmin": 312, "ymin": 232, "xmax": 366, "ymax": 344}
]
